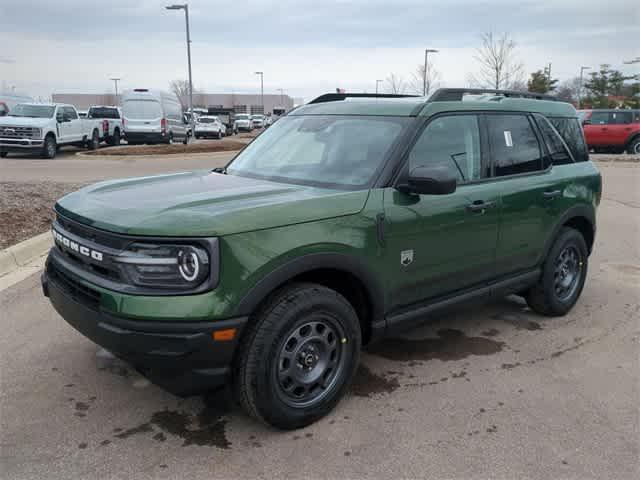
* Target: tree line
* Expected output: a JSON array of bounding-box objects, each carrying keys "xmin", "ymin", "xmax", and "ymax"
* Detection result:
[{"xmin": 384, "ymin": 32, "xmax": 639, "ymax": 109}]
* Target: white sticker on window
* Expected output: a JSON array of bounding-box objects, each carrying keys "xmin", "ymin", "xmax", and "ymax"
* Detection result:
[{"xmin": 504, "ymin": 131, "xmax": 513, "ymax": 147}]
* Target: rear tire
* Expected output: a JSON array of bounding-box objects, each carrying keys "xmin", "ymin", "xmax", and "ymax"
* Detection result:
[
  {"xmin": 108, "ymin": 129, "xmax": 121, "ymax": 146},
  {"xmin": 525, "ymin": 227, "xmax": 588, "ymax": 316},
  {"xmin": 87, "ymin": 130, "xmax": 99, "ymax": 150},
  {"xmin": 233, "ymin": 283, "xmax": 361, "ymax": 430},
  {"xmin": 41, "ymin": 135, "xmax": 57, "ymax": 159},
  {"xmin": 0, "ymin": 151, "xmax": 7, "ymax": 158},
  {"xmin": 627, "ymin": 137, "xmax": 640, "ymax": 155}
]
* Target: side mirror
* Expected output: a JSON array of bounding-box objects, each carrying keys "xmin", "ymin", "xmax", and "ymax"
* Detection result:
[{"xmin": 400, "ymin": 166, "xmax": 457, "ymax": 195}]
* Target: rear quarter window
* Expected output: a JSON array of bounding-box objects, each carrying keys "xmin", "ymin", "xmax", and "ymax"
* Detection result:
[{"xmin": 547, "ymin": 117, "xmax": 589, "ymax": 162}]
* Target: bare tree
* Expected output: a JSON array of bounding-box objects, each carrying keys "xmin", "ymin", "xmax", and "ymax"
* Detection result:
[
  {"xmin": 555, "ymin": 77, "xmax": 582, "ymax": 104},
  {"xmin": 408, "ymin": 63, "xmax": 441, "ymax": 96},
  {"xmin": 385, "ymin": 73, "xmax": 407, "ymax": 94},
  {"xmin": 468, "ymin": 32, "xmax": 524, "ymax": 90},
  {"xmin": 169, "ymin": 79, "xmax": 196, "ymax": 110}
]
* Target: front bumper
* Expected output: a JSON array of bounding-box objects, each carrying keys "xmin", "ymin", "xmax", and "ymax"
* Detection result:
[
  {"xmin": 42, "ymin": 256, "xmax": 247, "ymax": 396},
  {"xmin": 0, "ymin": 137, "xmax": 43, "ymax": 151}
]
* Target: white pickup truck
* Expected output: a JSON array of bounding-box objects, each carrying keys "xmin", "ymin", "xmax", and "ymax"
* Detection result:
[
  {"xmin": 0, "ymin": 103, "xmax": 102, "ymax": 159},
  {"xmin": 87, "ymin": 105, "xmax": 124, "ymax": 146}
]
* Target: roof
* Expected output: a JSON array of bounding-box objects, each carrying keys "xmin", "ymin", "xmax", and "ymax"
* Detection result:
[{"xmin": 293, "ymin": 89, "xmax": 578, "ymax": 118}]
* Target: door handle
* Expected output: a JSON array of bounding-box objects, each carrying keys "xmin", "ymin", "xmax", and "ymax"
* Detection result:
[
  {"xmin": 467, "ymin": 200, "xmax": 496, "ymax": 213},
  {"xmin": 543, "ymin": 190, "xmax": 562, "ymax": 199}
]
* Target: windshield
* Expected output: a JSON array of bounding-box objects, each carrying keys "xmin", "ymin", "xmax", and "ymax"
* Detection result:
[
  {"xmin": 236, "ymin": 115, "xmax": 250, "ymax": 120},
  {"xmin": 227, "ymin": 115, "xmax": 408, "ymax": 189},
  {"xmin": 88, "ymin": 107, "xmax": 119, "ymax": 119},
  {"xmin": 9, "ymin": 104, "xmax": 55, "ymax": 118},
  {"xmin": 198, "ymin": 117, "xmax": 217, "ymax": 123},
  {"xmin": 122, "ymin": 100, "xmax": 162, "ymax": 119}
]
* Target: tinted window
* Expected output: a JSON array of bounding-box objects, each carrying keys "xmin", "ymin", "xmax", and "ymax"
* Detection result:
[
  {"xmin": 590, "ymin": 112, "xmax": 609, "ymax": 125},
  {"xmin": 227, "ymin": 115, "xmax": 408, "ymax": 188},
  {"xmin": 123, "ymin": 100, "xmax": 162, "ymax": 119},
  {"xmin": 487, "ymin": 115, "xmax": 542, "ymax": 176},
  {"xmin": 88, "ymin": 107, "xmax": 120, "ymax": 119},
  {"xmin": 609, "ymin": 111, "xmax": 633, "ymax": 125},
  {"xmin": 535, "ymin": 115, "xmax": 573, "ymax": 166},
  {"xmin": 63, "ymin": 107, "xmax": 78, "ymax": 120},
  {"xmin": 548, "ymin": 117, "xmax": 589, "ymax": 162},
  {"xmin": 409, "ymin": 115, "xmax": 482, "ymax": 183}
]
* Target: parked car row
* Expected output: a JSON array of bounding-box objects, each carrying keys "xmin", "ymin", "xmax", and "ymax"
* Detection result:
[{"xmin": 579, "ymin": 109, "xmax": 640, "ymax": 154}]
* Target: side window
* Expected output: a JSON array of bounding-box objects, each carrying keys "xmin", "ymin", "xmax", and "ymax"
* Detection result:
[
  {"xmin": 408, "ymin": 115, "xmax": 483, "ymax": 183},
  {"xmin": 534, "ymin": 115, "xmax": 573, "ymax": 166},
  {"xmin": 590, "ymin": 112, "xmax": 609, "ymax": 125},
  {"xmin": 609, "ymin": 111, "xmax": 633, "ymax": 125},
  {"xmin": 548, "ymin": 117, "xmax": 589, "ymax": 162},
  {"xmin": 64, "ymin": 107, "xmax": 78, "ymax": 120},
  {"xmin": 487, "ymin": 114, "xmax": 542, "ymax": 176}
]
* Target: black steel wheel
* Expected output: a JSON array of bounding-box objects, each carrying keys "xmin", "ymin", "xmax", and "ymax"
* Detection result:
[
  {"xmin": 234, "ymin": 283, "xmax": 361, "ymax": 429},
  {"xmin": 274, "ymin": 317, "xmax": 347, "ymax": 408},
  {"xmin": 526, "ymin": 227, "xmax": 588, "ymax": 316}
]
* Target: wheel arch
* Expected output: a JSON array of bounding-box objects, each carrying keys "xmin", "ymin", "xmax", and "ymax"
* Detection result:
[
  {"xmin": 624, "ymin": 132, "xmax": 640, "ymax": 151},
  {"xmin": 232, "ymin": 253, "xmax": 386, "ymax": 344},
  {"xmin": 543, "ymin": 204, "xmax": 596, "ymax": 258}
]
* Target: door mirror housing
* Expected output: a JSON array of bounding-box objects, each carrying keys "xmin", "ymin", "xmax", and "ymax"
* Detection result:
[{"xmin": 400, "ymin": 166, "xmax": 457, "ymax": 195}]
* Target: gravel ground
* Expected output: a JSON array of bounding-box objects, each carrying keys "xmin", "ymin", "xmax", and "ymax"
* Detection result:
[{"xmin": 0, "ymin": 182, "xmax": 85, "ymax": 249}]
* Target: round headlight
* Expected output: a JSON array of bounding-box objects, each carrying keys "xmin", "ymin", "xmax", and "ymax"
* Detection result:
[{"xmin": 178, "ymin": 249, "xmax": 200, "ymax": 281}]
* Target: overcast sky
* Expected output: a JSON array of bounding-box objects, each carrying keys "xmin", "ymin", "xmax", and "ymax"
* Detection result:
[{"xmin": 1, "ymin": 0, "xmax": 638, "ymax": 101}]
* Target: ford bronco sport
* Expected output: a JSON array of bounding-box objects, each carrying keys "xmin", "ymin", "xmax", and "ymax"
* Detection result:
[{"xmin": 42, "ymin": 88, "xmax": 601, "ymax": 429}]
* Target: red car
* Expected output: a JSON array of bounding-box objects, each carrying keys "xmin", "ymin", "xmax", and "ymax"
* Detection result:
[{"xmin": 579, "ymin": 109, "xmax": 640, "ymax": 154}]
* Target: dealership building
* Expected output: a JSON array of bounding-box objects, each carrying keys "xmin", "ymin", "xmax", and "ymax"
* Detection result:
[{"xmin": 51, "ymin": 92, "xmax": 295, "ymax": 115}]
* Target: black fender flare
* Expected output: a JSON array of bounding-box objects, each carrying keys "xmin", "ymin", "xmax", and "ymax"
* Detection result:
[
  {"xmin": 232, "ymin": 252, "xmax": 387, "ymax": 335},
  {"xmin": 541, "ymin": 204, "xmax": 596, "ymax": 260}
]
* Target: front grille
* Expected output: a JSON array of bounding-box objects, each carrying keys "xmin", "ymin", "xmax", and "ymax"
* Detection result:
[
  {"xmin": 0, "ymin": 125, "xmax": 40, "ymax": 139},
  {"xmin": 48, "ymin": 262, "xmax": 101, "ymax": 310}
]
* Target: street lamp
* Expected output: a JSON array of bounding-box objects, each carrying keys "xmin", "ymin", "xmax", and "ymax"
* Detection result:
[
  {"xmin": 166, "ymin": 3, "xmax": 194, "ymax": 138},
  {"xmin": 376, "ymin": 79, "xmax": 383, "ymax": 95},
  {"xmin": 255, "ymin": 72, "xmax": 264, "ymax": 114},
  {"xmin": 579, "ymin": 66, "xmax": 591, "ymax": 109},
  {"xmin": 277, "ymin": 88, "xmax": 284, "ymax": 108},
  {"xmin": 109, "ymin": 77, "xmax": 121, "ymax": 102},
  {"xmin": 423, "ymin": 49, "xmax": 439, "ymax": 96}
]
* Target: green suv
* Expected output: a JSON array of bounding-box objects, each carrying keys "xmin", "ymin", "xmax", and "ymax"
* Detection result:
[{"xmin": 42, "ymin": 89, "xmax": 601, "ymax": 429}]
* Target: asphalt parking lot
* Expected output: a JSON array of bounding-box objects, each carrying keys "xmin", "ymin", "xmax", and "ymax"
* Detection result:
[{"xmin": 1, "ymin": 163, "xmax": 638, "ymax": 479}]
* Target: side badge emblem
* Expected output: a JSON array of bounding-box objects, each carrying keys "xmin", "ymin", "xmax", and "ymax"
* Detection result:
[{"xmin": 400, "ymin": 250, "xmax": 414, "ymax": 267}]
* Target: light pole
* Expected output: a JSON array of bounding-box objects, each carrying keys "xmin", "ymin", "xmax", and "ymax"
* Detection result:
[
  {"xmin": 375, "ymin": 79, "xmax": 383, "ymax": 95},
  {"xmin": 277, "ymin": 88, "xmax": 284, "ymax": 108},
  {"xmin": 579, "ymin": 66, "xmax": 591, "ymax": 109},
  {"xmin": 423, "ymin": 49, "xmax": 438, "ymax": 96},
  {"xmin": 166, "ymin": 3, "xmax": 194, "ymax": 138},
  {"xmin": 109, "ymin": 77, "xmax": 120, "ymax": 102},
  {"xmin": 255, "ymin": 72, "xmax": 264, "ymax": 114}
]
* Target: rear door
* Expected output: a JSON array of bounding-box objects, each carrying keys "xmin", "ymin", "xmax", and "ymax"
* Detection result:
[
  {"xmin": 383, "ymin": 113, "xmax": 499, "ymax": 309},
  {"xmin": 122, "ymin": 99, "xmax": 163, "ymax": 134},
  {"xmin": 607, "ymin": 111, "xmax": 634, "ymax": 148},
  {"xmin": 487, "ymin": 113, "xmax": 561, "ymax": 277}
]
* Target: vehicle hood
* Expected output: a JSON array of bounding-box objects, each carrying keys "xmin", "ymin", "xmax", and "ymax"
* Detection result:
[
  {"xmin": 55, "ymin": 171, "xmax": 369, "ymax": 237},
  {"xmin": 0, "ymin": 116, "xmax": 52, "ymax": 127}
]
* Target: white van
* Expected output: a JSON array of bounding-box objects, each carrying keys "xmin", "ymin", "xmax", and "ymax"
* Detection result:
[{"xmin": 121, "ymin": 89, "xmax": 189, "ymax": 145}]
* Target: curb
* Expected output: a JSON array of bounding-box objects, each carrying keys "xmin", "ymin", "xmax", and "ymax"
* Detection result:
[{"xmin": 0, "ymin": 232, "xmax": 52, "ymax": 279}]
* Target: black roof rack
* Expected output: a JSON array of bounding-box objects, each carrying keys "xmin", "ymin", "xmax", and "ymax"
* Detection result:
[
  {"xmin": 309, "ymin": 93, "xmax": 419, "ymax": 104},
  {"xmin": 428, "ymin": 88, "xmax": 558, "ymax": 102}
]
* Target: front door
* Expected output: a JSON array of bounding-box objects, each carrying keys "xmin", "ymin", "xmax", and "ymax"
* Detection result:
[
  {"xmin": 584, "ymin": 111, "xmax": 609, "ymax": 147},
  {"xmin": 383, "ymin": 114, "xmax": 499, "ymax": 310}
]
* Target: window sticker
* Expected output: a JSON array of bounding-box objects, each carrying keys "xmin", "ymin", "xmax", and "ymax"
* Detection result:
[{"xmin": 504, "ymin": 130, "xmax": 513, "ymax": 147}]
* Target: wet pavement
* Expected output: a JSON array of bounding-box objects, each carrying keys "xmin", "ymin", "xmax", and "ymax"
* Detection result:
[{"xmin": 0, "ymin": 163, "xmax": 638, "ymax": 479}]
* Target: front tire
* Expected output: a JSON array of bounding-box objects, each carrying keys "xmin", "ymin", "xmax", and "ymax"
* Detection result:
[
  {"xmin": 525, "ymin": 227, "xmax": 588, "ymax": 316},
  {"xmin": 0, "ymin": 151, "xmax": 7, "ymax": 158},
  {"xmin": 627, "ymin": 137, "xmax": 640, "ymax": 155},
  {"xmin": 41, "ymin": 135, "xmax": 57, "ymax": 159},
  {"xmin": 234, "ymin": 283, "xmax": 361, "ymax": 430}
]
